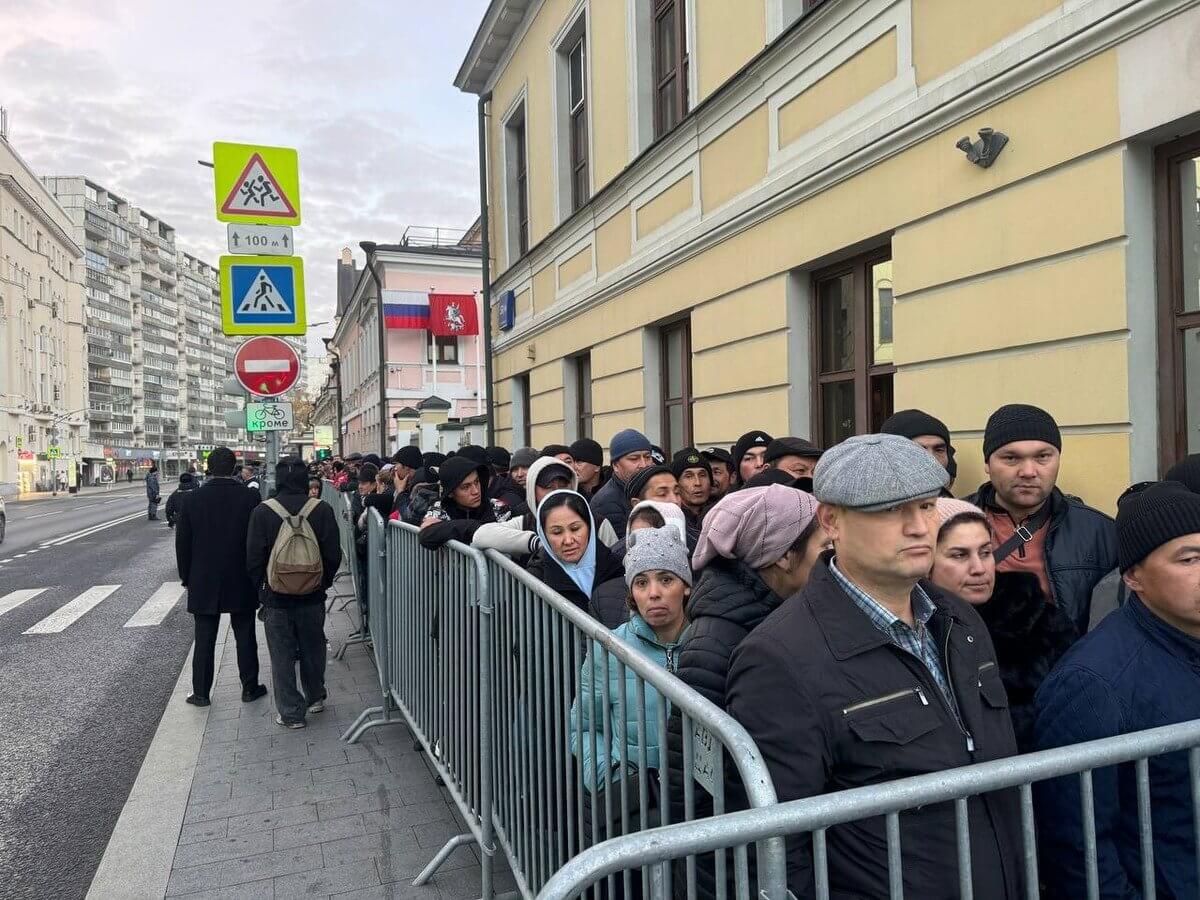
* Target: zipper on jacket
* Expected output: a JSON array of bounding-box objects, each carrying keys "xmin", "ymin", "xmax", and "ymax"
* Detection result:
[
  {"xmin": 943, "ymin": 619, "xmax": 975, "ymax": 753},
  {"xmin": 841, "ymin": 687, "xmax": 927, "ymax": 716}
]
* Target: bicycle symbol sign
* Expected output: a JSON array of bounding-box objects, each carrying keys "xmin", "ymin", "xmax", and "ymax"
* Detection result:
[{"xmin": 245, "ymin": 400, "xmax": 294, "ymax": 433}]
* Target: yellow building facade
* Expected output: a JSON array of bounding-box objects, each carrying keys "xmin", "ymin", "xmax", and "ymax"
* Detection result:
[{"xmin": 457, "ymin": 0, "xmax": 1200, "ymax": 513}]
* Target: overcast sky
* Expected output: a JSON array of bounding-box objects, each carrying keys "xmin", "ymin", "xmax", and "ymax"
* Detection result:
[{"xmin": 0, "ymin": 0, "xmax": 490, "ymax": 358}]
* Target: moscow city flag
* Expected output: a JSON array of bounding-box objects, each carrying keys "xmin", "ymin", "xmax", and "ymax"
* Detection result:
[{"xmin": 428, "ymin": 293, "xmax": 479, "ymax": 337}]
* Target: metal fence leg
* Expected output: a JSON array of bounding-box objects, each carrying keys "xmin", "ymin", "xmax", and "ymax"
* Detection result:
[{"xmin": 413, "ymin": 833, "xmax": 476, "ymax": 885}]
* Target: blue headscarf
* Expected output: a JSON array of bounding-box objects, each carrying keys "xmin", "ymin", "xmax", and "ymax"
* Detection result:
[{"xmin": 536, "ymin": 489, "xmax": 597, "ymax": 596}]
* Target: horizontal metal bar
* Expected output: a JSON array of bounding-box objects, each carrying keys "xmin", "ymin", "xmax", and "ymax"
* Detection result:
[{"xmin": 538, "ymin": 718, "xmax": 1200, "ymax": 900}]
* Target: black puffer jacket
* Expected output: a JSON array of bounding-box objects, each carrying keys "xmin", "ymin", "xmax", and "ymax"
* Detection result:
[
  {"xmin": 666, "ymin": 556, "xmax": 789, "ymax": 900},
  {"xmin": 965, "ymin": 483, "xmax": 1118, "ymax": 635},
  {"xmin": 976, "ymin": 571, "xmax": 1078, "ymax": 751},
  {"xmin": 525, "ymin": 541, "xmax": 629, "ymax": 630},
  {"xmin": 589, "ymin": 474, "xmax": 630, "ymax": 546}
]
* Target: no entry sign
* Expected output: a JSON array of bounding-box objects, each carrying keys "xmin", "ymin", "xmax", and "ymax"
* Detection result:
[{"xmin": 234, "ymin": 336, "xmax": 300, "ymax": 397}]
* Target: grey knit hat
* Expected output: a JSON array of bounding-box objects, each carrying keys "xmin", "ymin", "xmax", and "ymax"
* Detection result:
[
  {"xmin": 814, "ymin": 433, "xmax": 949, "ymax": 512},
  {"xmin": 510, "ymin": 447, "xmax": 540, "ymax": 469},
  {"xmin": 624, "ymin": 526, "xmax": 693, "ymax": 587}
]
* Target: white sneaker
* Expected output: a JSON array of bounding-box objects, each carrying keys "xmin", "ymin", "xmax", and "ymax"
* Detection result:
[
  {"xmin": 275, "ymin": 713, "xmax": 305, "ymax": 729},
  {"xmin": 307, "ymin": 698, "xmax": 325, "ymax": 714}
]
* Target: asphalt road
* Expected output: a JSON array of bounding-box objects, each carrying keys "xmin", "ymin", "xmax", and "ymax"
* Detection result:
[{"xmin": 0, "ymin": 483, "xmax": 196, "ymax": 899}]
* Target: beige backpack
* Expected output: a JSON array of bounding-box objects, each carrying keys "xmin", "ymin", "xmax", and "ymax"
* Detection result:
[{"xmin": 264, "ymin": 498, "xmax": 324, "ymax": 595}]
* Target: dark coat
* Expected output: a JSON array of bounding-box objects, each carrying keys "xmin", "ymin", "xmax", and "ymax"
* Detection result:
[
  {"xmin": 666, "ymin": 556, "xmax": 789, "ymax": 900},
  {"xmin": 418, "ymin": 462, "xmax": 511, "ymax": 550},
  {"xmin": 975, "ymin": 571, "xmax": 1077, "ymax": 751},
  {"xmin": 525, "ymin": 541, "xmax": 629, "ymax": 630},
  {"xmin": 176, "ymin": 477, "xmax": 262, "ymax": 615},
  {"xmin": 165, "ymin": 480, "xmax": 198, "ymax": 525},
  {"xmin": 488, "ymin": 473, "xmax": 528, "ymax": 517},
  {"xmin": 145, "ymin": 471, "xmax": 160, "ymax": 502},
  {"xmin": 726, "ymin": 556, "xmax": 1023, "ymax": 900},
  {"xmin": 589, "ymin": 474, "xmax": 631, "ymax": 544},
  {"xmin": 965, "ymin": 483, "xmax": 1118, "ymax": 635},
  {"xmin": 1034, "ymin": 596, "xmax": 1200, "ymax": 900},
  {"xmin": 246, "ymin": 471, "xmax": 343, "ymax": 608}
]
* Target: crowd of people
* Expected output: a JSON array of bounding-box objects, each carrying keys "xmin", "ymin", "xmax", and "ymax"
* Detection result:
[{"xmin": 314, "ymin": 402, "xmax": 1200, "ymax": 900}]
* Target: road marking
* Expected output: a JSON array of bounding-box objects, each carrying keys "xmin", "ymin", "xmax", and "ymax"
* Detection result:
[
  {"xmin": 24, "ymin": 585, "xmax": 120, "ymax": 634},
  {"xmin": 22, "ymin": 512, "xmax": 54, "ymax": 519},
  {"xmin": 125, "ymin": 582, "xmax": 186, "ymax": 627},
  {"xmin": 40, "ymin": 512, "xmax": 145, "ymax": 547},
  {"xmin": 0, "ymin": 589, "xmax": 46, "ymax": 617}
]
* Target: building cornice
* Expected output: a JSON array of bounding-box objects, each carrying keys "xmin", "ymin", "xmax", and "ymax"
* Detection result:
[
  {"xmin": 0, "ymin": 173, "xmax": 84, "ymax": 258},
  {"xmin": 493, "ymin": 0, "xmax": 1193, "ymax": 353}
]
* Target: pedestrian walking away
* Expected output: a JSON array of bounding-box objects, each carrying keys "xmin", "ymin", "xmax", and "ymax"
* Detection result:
[
  {"xmin": 145, "ymin": 465, "xmax": 161, "ymax": 520},
  {"xmin": 175, "ymin": 446, "xmax": 267, "ymax": 707},
  {"xmin": 247, "ymin": 457, "xmax": 342, "ymax": 729}
]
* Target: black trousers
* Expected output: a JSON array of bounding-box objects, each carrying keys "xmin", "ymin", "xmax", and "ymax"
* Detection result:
[{"xmin": 192, "ymin": 611, "xmax": 259, "ymax": 699}]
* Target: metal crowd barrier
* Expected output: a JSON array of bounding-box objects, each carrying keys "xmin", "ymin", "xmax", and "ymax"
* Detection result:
[
  {"xmin": 341, "ymin": 508, "xmax": 397, "ymax": 743},
  {"xmin": 483, "ymin": 549, "xmax": 787, "ymax": 900},
  {"xmin": 539, "ymin": 718, "xmax": 1200, "ymax": 900}
]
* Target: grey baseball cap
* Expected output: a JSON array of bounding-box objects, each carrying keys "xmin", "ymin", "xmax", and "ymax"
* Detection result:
[{"xmin": 814, "ymin": 433, "xmax": 949, "ymax": 512}]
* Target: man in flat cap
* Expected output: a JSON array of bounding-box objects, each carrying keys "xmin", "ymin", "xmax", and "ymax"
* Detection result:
[{"xmin": 727, "ymin": 433, "xmax": 1022, "ymax": 900}]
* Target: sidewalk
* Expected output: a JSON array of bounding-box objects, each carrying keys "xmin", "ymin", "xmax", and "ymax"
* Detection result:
[
  {"xmin": 99, "ymin": 584, "xmax": 514, "ymax": 900},
  {"xmin": 12, "ymin": 481, "xmax": 155, "ymax": 503}
]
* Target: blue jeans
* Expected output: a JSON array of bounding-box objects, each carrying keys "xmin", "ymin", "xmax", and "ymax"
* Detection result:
[{"xmin": 263, "ymin": 604, "xmax": 327, "ymax": 724}]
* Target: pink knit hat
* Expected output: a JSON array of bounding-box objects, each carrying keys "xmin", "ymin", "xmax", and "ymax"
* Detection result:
[
  {"xmin": 935, "ymin": 497, "xmax": 985, "ymax": 529},
  {"xmin": 692, "ymin": 484, "xmax": 819, "ymax": 570}
]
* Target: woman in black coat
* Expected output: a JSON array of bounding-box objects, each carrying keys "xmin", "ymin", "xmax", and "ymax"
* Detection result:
[
  {"xmin": 930, "ymin": 499, "xmax": 1078, "ymax": 750},
  {"xmin": 525, "ymin": 490, "xmax": 627, "ymax": 629}
]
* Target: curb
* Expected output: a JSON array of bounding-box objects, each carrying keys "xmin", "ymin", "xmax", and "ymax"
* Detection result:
[{"xmin": 86, "ymin": 618, "xmax": 230, "ymax": 900}]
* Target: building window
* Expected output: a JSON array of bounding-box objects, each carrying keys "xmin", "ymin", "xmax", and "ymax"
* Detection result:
[
  {"xmin": 813, "ymin": 249, "xmax": 894, "ymax": 448},
  {"xmin": 427, "ymin": 334, "xmax": 458, "ymax": 365},
  {"xmin": 504, "ymin": 103, "xmax": 530, "ymax": 260},
  {"xmin": 568, "ymin": 37, "xmax": 589, "ymax": 212},
  {"xmin": 653, "ymin": 0, "xmax": 689, "ymax": 139},
  {"xmin": 575, "ymin": 352, "xmax": 593, "ymax": 439},
  {"xmin": 1157, "ymin": 133, "xmax": 1200, "ymax": 468},
  {"xmin": 514, "ymin": 373, "xmax": 532, "ymax": 446},
  {"xmin": 660, "ymin": 319, "xmax": 692, "ymax": 455}
]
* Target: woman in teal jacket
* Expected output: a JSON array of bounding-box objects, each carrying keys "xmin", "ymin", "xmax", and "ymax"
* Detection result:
[{"xmin": 571, "ymin": 526, "xmax": 692, "ymax": 847}]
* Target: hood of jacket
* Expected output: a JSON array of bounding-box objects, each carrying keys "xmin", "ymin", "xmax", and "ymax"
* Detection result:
[
  {"xmin": 438, "ymin": 456, "xmax": 491, "ymax": 502},
  {"xmin": 685, "ymin": 554, "xmax": 785, "ymax": 629},
  {"xmin": 626, "ymin": 612, "xmax": 684, "ymax": 654},
  {"xmin": 524, "ymin": 455, "xmax": 578, "ymax": 512},
  {"xmin": 536, "ymin": 489, "xmax": 596, "ymax": 595}
]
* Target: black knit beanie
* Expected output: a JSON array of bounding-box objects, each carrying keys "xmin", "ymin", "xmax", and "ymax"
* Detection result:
[
  {"xmin": 1116, "ymin": 480, "xmax": 1200, "ymax": 572},
  {"xmin": 625, "ymin": 464, "xmax": 673, "ymax": 500},
  {"xmin": 393, "ymin": 446, "xmax": 424, "ymax": 470},
  {"xmin": 569, "ymin": 438, "xmax": 604, "ymax": 467},
  {"xmin": 881, "ymin": 409, "xmax": 951, "ymax": 444},
  {"xmin": 731, "ymin": 430, "xmax": 773, "ymax": 473},
  {"xmin": 983, "ymin": 404, "xmax": 1062, "ymax": 460},
  {"xmin": 671, "ymin": 447, "xmax": 712, "ymax": 481},
  {"xmin": 542, "ymin": 444, "xmax": 572, "ymax": 459},
  {"xmin": 1165, "ymin": 454, "xmax": 1200, "ymax": 495}
]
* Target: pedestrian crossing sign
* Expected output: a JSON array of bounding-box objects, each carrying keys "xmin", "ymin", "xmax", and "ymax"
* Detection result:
[
  {"xmin": 213, "ymin": 142, "xmax": 301, "ymax": 226},
  {"xmin": 219, "ymin": 255, "xmax": 306, "ymax": 336}
]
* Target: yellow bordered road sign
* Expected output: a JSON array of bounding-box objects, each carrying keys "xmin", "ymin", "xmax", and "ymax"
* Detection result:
[
  {"xmin": 219, "ymin": 255, "xmax": 306, "ymax": 336},
  {"xmin": 213, "ymin": 142, "xmax": 301, "ymax": 225}
]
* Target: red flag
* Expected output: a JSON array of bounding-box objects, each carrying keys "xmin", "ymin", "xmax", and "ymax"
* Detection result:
[{"xmin": 428, "ymin": 293, "xmax": 479, "ymax": 337}]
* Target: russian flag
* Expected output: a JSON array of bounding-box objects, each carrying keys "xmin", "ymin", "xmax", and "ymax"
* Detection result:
[{"xmin": 383, "ymin": 290, "xmax": 429, "ymax": 330}]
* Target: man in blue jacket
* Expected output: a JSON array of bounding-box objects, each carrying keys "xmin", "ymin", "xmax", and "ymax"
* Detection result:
[{"xmin": 1034, "ymin": 479, "xmax": 1200, "ymax": 899}]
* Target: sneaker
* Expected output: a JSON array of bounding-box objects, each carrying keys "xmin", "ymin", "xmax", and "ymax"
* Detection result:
[
  {"xmin": 241, "ymin": 684, "xmax": 267, "ymax": 703},
  {"xmin": 306, "ymin": 698, "xmax": 326, "ymax": 714},
  {"xmin": 185, "ymin": 694, "xmax": 210, "ymax": 707},
  {"xmin": 275, "ymin": 713, "xmax": 305, "ymax": 730}
]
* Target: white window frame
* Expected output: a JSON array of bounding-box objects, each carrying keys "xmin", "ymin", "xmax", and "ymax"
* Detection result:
[{"xmin": 626, "ymin": 0, "xmax": 697, "ymax": 159}]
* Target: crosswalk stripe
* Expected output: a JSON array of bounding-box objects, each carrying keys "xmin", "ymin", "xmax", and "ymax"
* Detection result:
[
  {"xmin": 124, "ymin": 582, "xmax": 186, "ymax": 627},
  {"xmin": 0, "ymin": 589, "xmax": 46, "ymax": 617},
  {"xmin": 24, "ymin": 585, "xmax": 120, "ymax": 634}
]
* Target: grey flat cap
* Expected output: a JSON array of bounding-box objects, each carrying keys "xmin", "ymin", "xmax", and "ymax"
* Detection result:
[{"xmin": 814, "ymin": 433, "xmax": 949, "ymax": 512}]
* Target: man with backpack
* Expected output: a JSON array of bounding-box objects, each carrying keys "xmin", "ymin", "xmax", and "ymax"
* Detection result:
[{"xmin": 246, "ymin": 457, "xmax": 343, "ymax": 729}]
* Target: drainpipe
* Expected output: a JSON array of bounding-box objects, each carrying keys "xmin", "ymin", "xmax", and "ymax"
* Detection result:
[
  {"xmin": 359, "ymin": 241, "xmax": 389, "ymax": 456},
  {"xmin": 476, "ymin": 92, "xmax": 496, "ymax": 447}
]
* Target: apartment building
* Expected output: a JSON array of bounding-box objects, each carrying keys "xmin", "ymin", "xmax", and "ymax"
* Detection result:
[
  {"xmin": 46, "ymin": 176, "xmax": 260, "ymax": 478},
  {"xmin": 458, "ymin": 0, "xmax": 1200, "ymax": 514},
  {"xmin": 330, "ymin": 227, "xmax": 483, "ymax": 455},
  {"xmin": 0, "ymin": 133, "xmax": 87, "ymax": 496}
]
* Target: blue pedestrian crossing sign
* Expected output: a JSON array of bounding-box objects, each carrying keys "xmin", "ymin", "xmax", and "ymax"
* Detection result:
[{"xmin": 219, "ymin": 255, "xmax": 306, "ymax": 336}]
